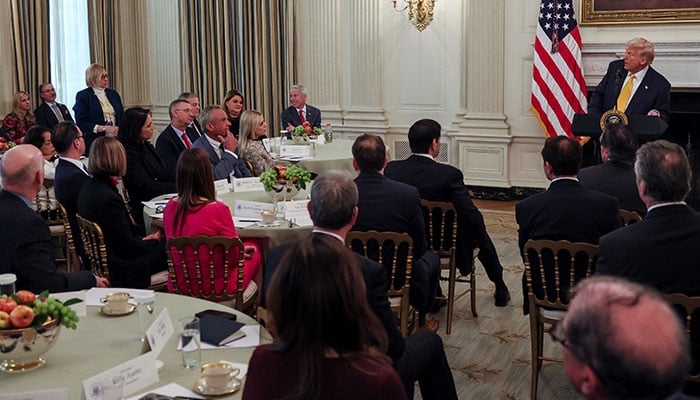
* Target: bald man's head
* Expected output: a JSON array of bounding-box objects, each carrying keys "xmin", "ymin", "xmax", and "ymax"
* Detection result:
[{"xmin": 0, "ymin": 145, "xmax": 44, "ymax": 196}]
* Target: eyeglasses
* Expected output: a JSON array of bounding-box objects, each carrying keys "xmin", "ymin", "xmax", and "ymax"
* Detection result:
[
  {"xmin": 75, "ymin": 136, "xmax": 84, "ymax": 141},
  {"xmin": 101, "ymin": 74, "xmax": 109, "ymax": 79},
  {"xmin": 549, "ymin": 322, "xmax": 571, "ymax": 351}
]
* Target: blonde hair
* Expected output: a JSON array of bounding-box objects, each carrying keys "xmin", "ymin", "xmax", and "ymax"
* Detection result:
[
  {"xmin": 238, "ymin": 110, "xmax": 264, "ymax": 155},
  {"xmin": 12, "ymin": 91, "xmax": 30, "ymax": 111},
  {"xmin": 627, "ymin": 38, "xmax": 655, "ymax": 63},
  {"xmin": 85, "ymin": 63, "xmax": 106, "ymax": 87},
  {"xmin": 88, "ymin": 137, "xmax": 127, "ymax": 177}
]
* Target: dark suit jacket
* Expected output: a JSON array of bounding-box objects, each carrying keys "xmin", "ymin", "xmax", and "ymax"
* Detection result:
[
  {"xmin": 385, "ymin": 155, "xmax": 488, "ymax": 272},
  {"xmin": 516, "ymin": 179, "xmax": 621, "ymax": 313},
  {"xmin": 155, "ymin": 125, "xmax": 189, "ymax": 181},
  {"xmin": 0, "ymin": 190, "xmax": 95, "ymax": 292},
  {"xmin": 34, "ymin": 102, "xmax": 74, "ymax": 129},
  {"xmin": 73, "ymin": 87, "xmax": 124, "ymax": 154},
  {"xmin": 123, "ymin": 141, "xmax": 176, "ymax": 230},
  {"xmin": 191, "ymin": 136, "xmax": 252, "ymax": 180},
  {"xmin": 263, "ymin": 234, "xmax": 405, "ymax": 362},
  {"xmin": 588, "ymin": 59, "xmax": 671, "ymax": 122},
  {"xmin": 77, "ymin": 175, "xmax": 166, "ymax": 288},
  {"xmin": 578, "ymin": 161, "xmax": 646, "ymax": 215},
  {"xmin": 597, "ymin": 204, "xmax": 700, "ymax": 294},
  {"xmin": 281, "ymin": 104, "xmax": 322, "ymax": 129},
  {"xmin": 54, "ymin": 158, "xmax": 91, "ymax": 263}
]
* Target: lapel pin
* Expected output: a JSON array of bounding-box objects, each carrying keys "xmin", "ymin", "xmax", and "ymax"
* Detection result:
[{"xmin": 645, "ymin": 85, "xmax": 648, "ymax": 90}]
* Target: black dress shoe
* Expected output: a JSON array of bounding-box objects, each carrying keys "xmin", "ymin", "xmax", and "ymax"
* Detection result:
[
  {"xmin": 429, "ymin": 298, "xmax": 448, "ymax": 313},
  {"xmin": 494, "ymin": 289, "xmax": 511, "ymax": 307}
]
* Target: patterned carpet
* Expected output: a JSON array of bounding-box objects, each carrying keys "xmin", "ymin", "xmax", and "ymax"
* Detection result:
[{"xmin": 420, "ymin": 205, "xmax": 583, "ymax": 400}]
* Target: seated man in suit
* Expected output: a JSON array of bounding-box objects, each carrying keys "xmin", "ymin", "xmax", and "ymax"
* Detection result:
[
  {"xmin": 192, "ymin": 105, "xmax": 251, "ymax": 180},
  {"xmin": 263, "ymin": 170, "xmax": 458, "ymax": 400},
  {"xmin": 0, "ymin": 145, "xmax": 108, "ymax": 292},
  {"xmin": 34, "ymin": 83, "xmax": 74, "ymax": 130},
  {"xmin": 281, "ymin": 84, "xmax": 322, "ymax": 132},
  {"xmin": 588, "ymin": 38, "xmax": 670, "ymax": 123},
  {"xmin": 597, "ymin": 140, "xmax": 700, "ymax": 295},
  {"xmin": 578, "ymin": 123, "xmax": 646, "ymax": 215},
  {"xmin": 178, "ymin": 92, "xmax": 204, "ymax": 138},
  {"xmin": 351, "ymin": 133, "xmax": 440, "ymax": 324},
  {"xmin": 516, "ymin": 136, "xmax": 620, "ymax": 314},
  {"xmin": 385, "ymin": 119, "xmax": 510, "ymax": 306},
  {"xmin": 155, "ymin": 99, "xmax": 200, "ymax": 179},
  {"xmin": 559, "ymin": 276, "xmax": 689, "ymax": 400}
]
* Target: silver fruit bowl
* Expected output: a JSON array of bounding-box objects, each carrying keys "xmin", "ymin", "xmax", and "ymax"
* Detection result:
[
  {"xmin": 265, "ymin": 180, "xmax": 300, "ymax": 201},
  {"xmin": 0, "ymin": 318, "xmax": 61, "ymax": 372}
]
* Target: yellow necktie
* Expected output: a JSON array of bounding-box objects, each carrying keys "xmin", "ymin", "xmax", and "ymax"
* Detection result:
[{"xmin": 616, "ymin": 74, "xmax": 636, "ymax": 112}]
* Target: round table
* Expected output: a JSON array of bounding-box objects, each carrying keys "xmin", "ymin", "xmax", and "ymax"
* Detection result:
[
  {"xmin": 3, "ymin": 291, "xmax": 271, "ymax": 399},
  {"xmin": 280, "ymin": 139, "xmax": 355, "ymax": 175}
]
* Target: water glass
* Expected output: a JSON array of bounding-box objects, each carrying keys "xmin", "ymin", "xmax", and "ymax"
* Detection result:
[
  {"xmin": 179, "ymin": 316, "xmax": 201, "ymax": 369},
  {"xmin": 134, "ymin": 293, "xmax": 156, "ymax": 341}
]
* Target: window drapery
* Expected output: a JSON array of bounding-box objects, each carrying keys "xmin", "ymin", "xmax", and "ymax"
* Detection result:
[{"xmin": 10, "ymin": 0, "xmax": 50, "ymax": 109}]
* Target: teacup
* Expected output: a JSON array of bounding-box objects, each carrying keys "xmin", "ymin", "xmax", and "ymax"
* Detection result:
[
  {"xmin": 100, "ymin": 292, "xmax": 132, "ymax": 312},
  {"xmin": 201, "ymin": 362, "xmax": 239, "ymax": 390},
  {"xmin": 261, "ymin": 210, "xmax": 276, "ymax": 225}
]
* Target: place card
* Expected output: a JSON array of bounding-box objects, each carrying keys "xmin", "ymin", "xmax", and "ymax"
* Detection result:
[
  {"xmin": 82, "ymin": 352, "xmax": 158, "ymax": 400},
  {"xmin": 234, "ymin": 200, "xmax": 275, "ymax": 219},
  {"xmin": 231, "ymin": 177, "xmax": 265, "ymax": 192},
  {"xmin": 145, "ymin": 307, "xmax": 174, "ymax": 358},
  {"xmin": 280, "ymin": 144, "xmax": 312, "ymax": 158},
  {"xmin": 2, "ymin": 389, "xmax": 68, "ymax": 400},
  {"xmin": 214, "ymin": 179, "xmax": 230, "ymax": 195}
]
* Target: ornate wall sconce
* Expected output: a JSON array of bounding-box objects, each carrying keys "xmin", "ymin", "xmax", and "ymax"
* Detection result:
[{"xmin": 391, "ymin": 0, "xmax": 435, "ymax": 32}]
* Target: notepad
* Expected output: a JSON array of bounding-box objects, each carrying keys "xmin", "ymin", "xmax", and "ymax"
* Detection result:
[{"xmin": 199, "ymin": 314, "xmax": 246, "ymax": 346}]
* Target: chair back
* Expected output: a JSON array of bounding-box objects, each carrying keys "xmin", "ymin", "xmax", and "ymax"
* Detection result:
[
  {"xmin": 76, "ymin": 214, "xmax": 109, "ymax": 279},
  {"xmin": 34, "ymin": 178, "xmax": 58, "ymax": 214},
  {"xmin": 619, "ymin": 209, "xmax": 643, "ymax": 226},
  {"xmin": 58, "ymin": 203, "xmax": 80, "ymax": 272},
  {"xmin": 420, "ymin": 199, "xmax": 458, "ymax": 261},
  {"xmin": 523, "ymin": 239, "xmax": 599, "ymax": 312},
  {"xmin": 663, "ymin": 293, "xmax": 700, "ymax": 382},
  {"xmin": 166, "ymin": 236, "xmax": 252, "ymax": 312}
]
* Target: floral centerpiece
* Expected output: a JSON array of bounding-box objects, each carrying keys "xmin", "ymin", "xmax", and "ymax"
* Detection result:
[
  {"xmin": 291, "ymin": 121, "xmax": 323, "ymax": 144},
  {"xmin": 0, "ymin": 290, "xmax": 81, "ymax": 372},
  {"xmin": 260, "ymin": 164, "xmax": 312, "ymax": 201}
]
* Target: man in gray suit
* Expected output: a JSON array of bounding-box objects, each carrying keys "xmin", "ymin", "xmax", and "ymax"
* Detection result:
[{"xmin": 192, "ymin": 105, "xmax": 251, "ymax": 180}]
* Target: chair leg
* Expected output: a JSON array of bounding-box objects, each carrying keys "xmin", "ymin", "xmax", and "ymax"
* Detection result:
[
  {"xmin": 446, "ymin": 265, "xmax": 457, "ymax": 335},
  {"xmin": 470, "ymin": 270, "xmax": 478, "ymax": 317},
  {"xmin": 529, "ymin": 314, "xmax": 541, "ymax": 400}
]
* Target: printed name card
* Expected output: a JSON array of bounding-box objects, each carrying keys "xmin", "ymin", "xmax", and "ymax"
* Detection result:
[
  {"xmin": 2, "ymin": 389, "xmax": 68, "ymax": 400},
  {"xmin": 82, "ymin": 352, "xmax": 158, "ymax": 400},
  {"xmin": 284, "ymin": 200, "xmax": 312, "ymax": 227},
  {"xmin": 231, "ymin": 177, "xmax": 265, "ymax": 192},
  {"xmin": 234, "ymin": 200, "xmax": 275, "ymax": 219},
  {"xmin": 280, "ymin": 145, "xmax": 312, "ymax": 158},
  {"xmin": 145, "ymin": 307, "xmax": 174, "ymax": 357},
  {"xmin": 214, "ymin": 179, "xmax": 230, "ymax": 195}
]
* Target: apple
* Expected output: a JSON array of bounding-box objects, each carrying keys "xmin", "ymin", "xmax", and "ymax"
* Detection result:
[
  {"xmin": 9, "ymin": 305, "xmax": 34, "ymax": 328},
  {"xmin": 0, "ymin": 311, "xmax": 9, "ymax": 328},
  {"xmin": 0, "ymin": 137, "xmax": 6, "ymax": 143},
  {"xmin": 0, "ymin": 297, "xmax": 17, "ymax": 313},
  {"xmin": 15, "ymin": 290, "xmax": 36, "ymax": 305}
]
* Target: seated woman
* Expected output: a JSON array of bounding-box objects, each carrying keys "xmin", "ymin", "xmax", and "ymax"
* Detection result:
[
  {"xmin": 244, "ymin": 234, "xmax": 406, "ymax": 400},
  {"xmin": 163, "ymin": 148, "xmax": 262, "ymax": 295},
  {"xmin": 77, "ymin": 137, "xmax": 167, "ymax": 289},
  {"xmin": 119, "ymin": 107, "xmax": 175, "ymax": 234},
  {"xmin": 25, "ymin": 125, "xmax": 59, "ymax": 208},
  {"xmin": 2, "ymin": 91, "xmax": 36, "ymax": 144},
  {"xmin": 238, "ymin": 110, "xmax": 274, "ymax": 176},
  {"xmin": 223, "ymin": 89, "xmax": 245, "ymax": 138}
]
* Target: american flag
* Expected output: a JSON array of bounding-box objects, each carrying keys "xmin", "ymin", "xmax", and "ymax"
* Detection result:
[{"xmin": 531, "ymin": 0, "xmax": 587, "ymax": 139}]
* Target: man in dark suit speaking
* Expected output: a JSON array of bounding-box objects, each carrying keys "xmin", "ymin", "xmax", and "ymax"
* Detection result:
[
  {"xmin": 281, "ymin": 84, "xmax": 322, "ymax": 132},
  {"xmin": 34, "ymin": 83, "xmax": 74, "ymax": 130},
  {"xmin": 588, "ymin": 37, "xmax": 670, "ymax": 122}
]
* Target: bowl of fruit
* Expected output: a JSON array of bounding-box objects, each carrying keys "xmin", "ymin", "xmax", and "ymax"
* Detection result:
[{"xmin": 0, "ymin": 290, "xmax": 80, "ymax": 372}]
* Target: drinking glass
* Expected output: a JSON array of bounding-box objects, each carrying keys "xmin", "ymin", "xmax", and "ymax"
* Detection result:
[{"xmin": 179, "ymin": 316, "xmax": 201, "ymax": 369}]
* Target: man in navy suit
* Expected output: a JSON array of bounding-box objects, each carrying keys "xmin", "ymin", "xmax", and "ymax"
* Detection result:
[
  {"xmin": 178, "ymin": 92, "xmax": 204, "ymax": 138},
  {"xmin": 155, "ymin": 99, "xmax": 200, "ymax": 179},
  {"xmin": 191, "ymin": 106, "xmax": 251, "ymax": 180},
  {"xmin": 263, "ymin": 170, "xmax": 458, "ymax": 400},
  {"xmin": 385, "ymin": 119, "xmax": 510, "ymax": 306},
  {"xmin": 351, "ymin": 133, "xmax": 440, "ymax": 325},
  {"xmin": 516, "ymin": 136, "xmax": 620, "ymax": 314},
  {"xmin": 588, "ymin": 38, "xmax": 671, "ymax": 123},
  {"xmin": 34, "ymin": 83, "xmax": 74, "ymax": 130},
  {"xmin": 597, "ymin": 140, "xmax": 700, "ymax": 295},
  {"xmin": 281, "ymin": 84, "xmax": 322, "ymax": 131},
  {"xmin": 0, "ymin": 144, "xmax": 107, "ymax": 292}
]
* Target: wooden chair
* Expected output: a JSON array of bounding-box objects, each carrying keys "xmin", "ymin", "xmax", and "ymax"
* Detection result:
[
  {"xmin": 523, "ymin": 239, "xmax": 599, "ymax": 400},
  {"xmin": 346, "ymin": 231, "xmax": 413, "ymax": 336},
  {"xmin": 166, "ymin": 236, "xmax": 256, "ymax": 314},
  {"xmin": 420, "ymin": 199, "xmax": 477, "ymax": 335},
  {"xmin": 619, "ymin": 209, "xmax": 643, "ymax": 226},
  {"xmin": 34, "ymin": 179, "xmax": 74, "ymax": 268},
  {"xmin": 58, "ymin": 203, "xmax": 81, "ymax": 272},
  {"xmin": 662, "ymin": 293, "xmax": 700, "ymax": 383},
  {"xmin": 77, "ymin": 214, "xmax": 168, "ymax": 291}
]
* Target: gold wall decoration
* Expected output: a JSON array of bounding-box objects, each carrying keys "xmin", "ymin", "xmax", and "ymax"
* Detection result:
[
  {"xmin": 392, "ymin": 0, "xmax": 435, "ymax": 32},
  {"xmin": 581, "ymin": 0, "xmax": 700, "ymax": 25}
]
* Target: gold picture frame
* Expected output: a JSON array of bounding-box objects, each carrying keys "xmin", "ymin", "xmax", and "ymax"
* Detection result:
[{"xmin": 580, "ymin": 0, "xmax": 700, "ymax": 25}]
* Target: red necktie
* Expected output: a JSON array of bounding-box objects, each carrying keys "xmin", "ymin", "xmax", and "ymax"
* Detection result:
[
  {"xmin": 298, "ymin": 109, "xmax": 306, "ymax": 124},
  {"xmin": 181, "ymin": 132, "xmax": 192, "ymax": 148}
]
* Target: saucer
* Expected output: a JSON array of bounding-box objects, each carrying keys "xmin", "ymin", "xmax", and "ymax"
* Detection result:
[
  {"xmin": 193, "ymin": 377, "xmax": 241, "ymax": 396},
  {"xmin": 100, "ymin": 303, "xmax": 136, "ymax": 316}
]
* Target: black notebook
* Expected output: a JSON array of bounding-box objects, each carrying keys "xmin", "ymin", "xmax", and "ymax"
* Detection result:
[{"xmin": 199, "ymin": 314, "xmax": 246, "ymax": 346}]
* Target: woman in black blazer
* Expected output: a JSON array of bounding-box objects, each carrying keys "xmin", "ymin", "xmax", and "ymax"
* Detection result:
[
  {"xmin": 119, "ymin": 107, "xmax": 175, "ymax": 234},
  {"xmin": 77, "ymin": 137, "xmax": 167, "ymax": 289}
]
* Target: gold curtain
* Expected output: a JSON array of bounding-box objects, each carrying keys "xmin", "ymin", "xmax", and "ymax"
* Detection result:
[
  {"xmin": 87, "ymin": 0, "xmax": 121, "ymax": 90},
  {"xmin": 181, "ymin": 0, "xmax": 297, "ymax": 137},
  {"xmin": 9, "ymin": 0, "xmax": 50, "ymax": 109}
]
